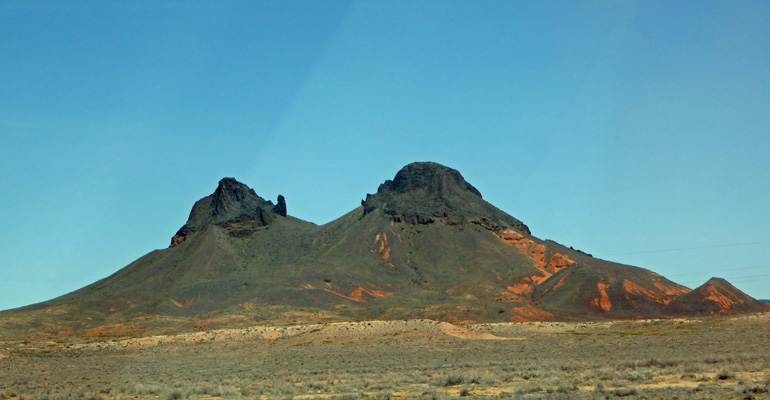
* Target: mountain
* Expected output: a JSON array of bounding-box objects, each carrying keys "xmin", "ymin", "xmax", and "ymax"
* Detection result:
[{"xmin": 2, "ymin": 162, "xmax": 766, "ymax": 338}]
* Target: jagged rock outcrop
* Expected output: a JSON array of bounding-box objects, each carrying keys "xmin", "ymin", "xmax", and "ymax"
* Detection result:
[
  {"xmin": 273, "ymin": 195, "xmax": 287, "ymax": 217},
  {"xmin": 170, "ymin": 178, "xmax": 280, "ymax": 246},
  {"xmin": 362, "ymin": 162, "xmax": 530, "ymax": 234}
]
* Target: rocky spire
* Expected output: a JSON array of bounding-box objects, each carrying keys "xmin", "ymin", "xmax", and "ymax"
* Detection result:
[
  {"xmin": 272, "ymin": 195, "xmax": 287, "ymax": 217},
  {"xmin": 170, "ymin": 178, "xmax": 281, "ymax": 246}
]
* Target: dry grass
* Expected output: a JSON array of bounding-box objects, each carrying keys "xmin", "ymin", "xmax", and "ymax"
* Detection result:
[{"xmin": 1, "ymin": 314, "xmax": 769, "ymax": 399}]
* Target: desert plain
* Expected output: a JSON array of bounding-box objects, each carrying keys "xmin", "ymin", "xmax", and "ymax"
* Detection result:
[{"xmin": 1, "ymin": 313, "xmax": 769, "ymax": 400}]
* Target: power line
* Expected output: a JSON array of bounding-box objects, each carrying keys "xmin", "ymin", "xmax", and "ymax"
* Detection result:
[
  {"xmin": 666, "ymin": 264, "xmax": 770, "ymax": 278},
  {"xmin": 677, "ymin": 274, "xmax": 770, "ymax": 286},
  {"xmin": 605, "ymin": 240, "xmax": 770, "ymax": 256},
  {"xmin": 705, "ymin": 274, "xmax": 770, "ymax": 282},
  {"xmin": 679, "ymin": 273, "xmax": 770, "ymax": 282}
]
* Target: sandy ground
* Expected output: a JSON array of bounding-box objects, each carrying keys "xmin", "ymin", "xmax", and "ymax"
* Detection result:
[{"xmin": 66, "ymin": 319, "xmax": 516, "ymax": 351}]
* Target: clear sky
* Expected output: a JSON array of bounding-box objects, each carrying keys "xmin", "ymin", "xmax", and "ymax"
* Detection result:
[{"xmin": 1, "ymin": 1, "xmax": 769, "ymax": 311}]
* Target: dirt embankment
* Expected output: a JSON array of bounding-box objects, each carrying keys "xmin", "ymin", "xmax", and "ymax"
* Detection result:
[
  {"xmin": 29, "ymin": 313, "xmax": 770, "ymax": 353},
  {"xmin": 67, "ymin": 319, "xmax": 514, "ymax": 351}
]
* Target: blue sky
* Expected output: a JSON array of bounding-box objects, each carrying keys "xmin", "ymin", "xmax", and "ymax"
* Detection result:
[{"xmin": 1, "ymin": 1, "xmax": 768, "ymax": 311}]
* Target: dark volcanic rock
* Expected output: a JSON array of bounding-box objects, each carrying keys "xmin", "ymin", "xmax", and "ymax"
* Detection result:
[
  {"xmin": 363, "ymin": 162, "xmax": 530, "ymax": 234},
  {"xmin": 170, "ymin": 178, "xmax": 278, "ymax": 246},
  {"xmin": 383, "ymin": 162, "xmax": 483, "ymax": 198},
  {"xmin": 273, "ymin": 195, "xmax": 287, "ymax": 217}
]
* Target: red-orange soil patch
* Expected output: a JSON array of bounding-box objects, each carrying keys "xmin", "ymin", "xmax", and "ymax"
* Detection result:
[
  {"xmin": 593, "ymin": 283, "xmax": 612, "ymax": 311},
  {"xmin": 509, "ymin": 303, "xmax": 555, "ymax": 322},
  {"xmin": 171, "ymin": 297, "xmax": 196, "ymax": 308},
  {"xmin": 623, "ymin": 280, "xmax": 672, "ymax": 305},
  {"xmin": 546, "ymin": 252, "xmax": 574, "ymax": 272},
  {"xmin": 371, "ymin": 232, "xmax": 392, "ymax": 260},
  {"xmin": 327, "ymin": 283, "xmax": 393, "ymax": 303},
  {"xmin": 703, "ymin": 286, "xmax": 745, "ymax": 311},
  {"xmin": 551, "ymin": 273, "xmax": 571, "ymax": 291},
  {"xmin": 390, "ymin": 229, "xmax": 403, "ymax": 243},
  {"xmin": 500, "ymin": 230, "xmax": 543, "ymax": 264},
  {"xmin": 654, "ymin": 281, "xmax": 691, "ymax": 296},
  {"xmin": 507, "ymin": 283, "xmax": 533, "ymax": 295},
  {"xmin": 498, "ymin": 230, "xmax": 574, "ymax": 275}
]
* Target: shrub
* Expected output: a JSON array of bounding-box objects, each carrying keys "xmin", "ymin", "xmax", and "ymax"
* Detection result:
[
  {"xmin": 467, "ymin": 373, "xmax": 482, "ymax": 385},
  {"xmin": 555, "ymin": 383, "xmax": 576, "ymax": 393},
  {"xmin": 420, "ymin": 390, "xmax": 445, "ymax": 400},
  {"xmin": 430, "ymin": 375, "xmax": 463, "ymax": 387},
  {"xmin": 735, "ymin": 384, "xmax": 769, "ymax": 394},
  {"xmin": 610, "ymin": 388, "xmax": 638, "ymax": 397},
  {"xmin": 166, "ymin": 389, "xmax": 186, "ymax": 400},
  {"xmin": 717, "ymin": 371, "xmax": 735, "ymax": 381},
  {"xmin": 516, "ymin": 385, "xmax": 543, "ymax": 394},
  {"xmin": 130, "ymin": 384, "xmax": 163, "ymax": 395}
]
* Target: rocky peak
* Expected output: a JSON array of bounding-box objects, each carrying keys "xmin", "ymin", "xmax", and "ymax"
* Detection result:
[
  {"xmin": 210, "ymin": 177, "xmax": 260, "ymax": 216},
  {"xmin": 382, "ymin": 162, "xmax": 482, "ymax": 198},
  {"xmin": 704, "ymin": 277, "xmax": 729, "ymax": 287},
  {"xmin": 362, "ymin": 162, "xmax": 530, "ymax": 234},
  {"xmin": 170, "ymin": 178, "xmax": 286, "ymax": 246},
  {"xmin": 215, "ymin": 177, "xmax": 254, "ymax": 199}
]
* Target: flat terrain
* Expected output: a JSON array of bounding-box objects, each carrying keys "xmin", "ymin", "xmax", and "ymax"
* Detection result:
[{"xmin": 1, "ymin": 314, "xmax": 769, "ymax": 399}]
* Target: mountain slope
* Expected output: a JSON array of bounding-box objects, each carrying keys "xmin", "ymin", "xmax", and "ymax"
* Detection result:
[{"xmin": 2, "ymin": 162, "xmax": 766, "ymax": 338}]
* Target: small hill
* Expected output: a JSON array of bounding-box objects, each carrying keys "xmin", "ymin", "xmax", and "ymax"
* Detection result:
[
  {"xmin": 1, "ymin": 162, "xmax": 765, "ymax": 338},
  {"xmin": 666, "ymin": 277, "xmax": 769, "ymax": 315}
]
